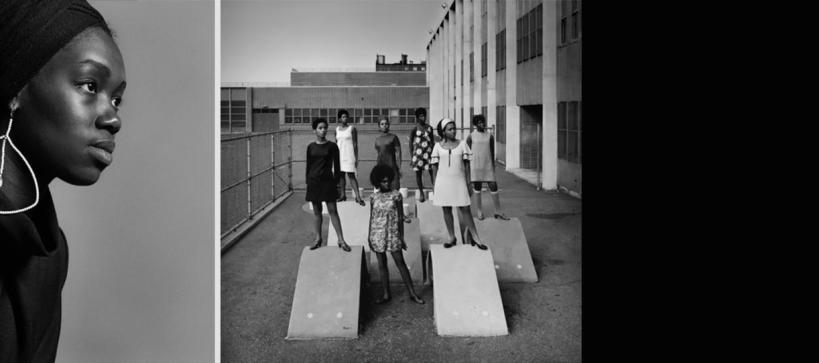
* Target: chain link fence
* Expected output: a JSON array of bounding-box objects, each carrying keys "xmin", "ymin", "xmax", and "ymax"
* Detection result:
[{"xmin": 221, "ymin": 130, "xmax": 293, "ymax": 238}]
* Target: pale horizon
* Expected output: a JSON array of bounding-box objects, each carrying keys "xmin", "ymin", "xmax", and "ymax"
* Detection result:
[{"xmin": 222, "ymin": 0, "xmax": 445, "ymax": 83}]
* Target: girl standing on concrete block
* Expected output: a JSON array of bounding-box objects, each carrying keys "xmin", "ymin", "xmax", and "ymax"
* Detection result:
[
  {"xmin": 466, "ymin": 114, "xmax": 510, "ymax": 220},
  {"xmin": 367, "ymin": 164, "xmax": 424, "ymax": 304},
  {"xmin": 305, "ymin": 118, "xmax": 351, "ymax": 252},
  {"xmin": 335, "ymin": 109, "xmax": 365, "ymax": 206},
  {"xmin": 1, "ymin": 1, "xmax": 126, "ymax": 360},
  {"xmin": 430, "ymin": 118, "xmax": 487, "ymax": 250},
  {"xmin": 409, "ymin": 107, "xmax": 435, "ymax": 202}
]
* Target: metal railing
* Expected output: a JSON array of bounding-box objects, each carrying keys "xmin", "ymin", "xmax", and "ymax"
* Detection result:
[{"xmin": 221, "ymin": 130, "xmax": 293, "ymax": 238}]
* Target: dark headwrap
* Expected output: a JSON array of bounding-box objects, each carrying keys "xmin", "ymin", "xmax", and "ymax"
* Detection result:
[{"xmin": 0, "ymin": 0, "xmax": 110, "ymax": 106}]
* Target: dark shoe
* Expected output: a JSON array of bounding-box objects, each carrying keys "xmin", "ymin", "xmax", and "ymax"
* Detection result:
[
  {"xmin": 338, "ymin": 241, "xmax": 352, "ymax": 252},
  {"xmin": 410, "ymin": 295, "xmax": 425, "ymax": 304},
  {"xmin": 309, "ymin": 238, "xmax": 322, "ymax": 250},
  {"xmin": 355, "ymin": 198, "xmax": 366, "ymax": 206},
  {"xmin": 494, "ymin": 213, "xmax": 510, "ymax": 220},
  {"xmin": 443, "ymin": 239, "xmax": 456, "ymax": 248},
  {"xmin": 471, "ymin": 241, "xmax": 488, "ymax": 250},
  {"xmin": 418, "ymin": 192, "xmax": 426, "ymax": 203},
  {"xmin": 337, "ymin": 195, "xmax": 347, "ymax": 202}
]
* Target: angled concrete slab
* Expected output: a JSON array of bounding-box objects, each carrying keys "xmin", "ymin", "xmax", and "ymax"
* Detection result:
[
  {"xmin": 417, "ymin": 198, "xmax": 464, "ymax": 251},
  {"xmin": 285, "ymin": 246, "xmax": 364, "ymax": 340},
  {"xmin": 474, "ymin": 217, "xmax": 538, "ymax": 282},
  {"xmin": 329, "ymin": 196, "xmax": 423, "ymax": 284},
  {"xmin": 427, "ymin": 244, "xmax": 508, "ymax": 337}
]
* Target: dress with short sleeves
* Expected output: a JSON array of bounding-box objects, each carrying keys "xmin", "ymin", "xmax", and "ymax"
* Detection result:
[
  {"xmin": 368, "ymin": 190, "xmax": 405, "ymax": 253},
  {"xmin": 430, "ymin": 140, "xmax": 472, "ymax": 207},
  {"xmin": 468, "ymin": 130, "xmax": 495, "ymax": 182}
]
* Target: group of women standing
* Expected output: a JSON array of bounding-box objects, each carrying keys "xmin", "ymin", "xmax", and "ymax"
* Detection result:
[{"xmin": 304, "ymin": 107, "xmax": 510, "ymax": 304}]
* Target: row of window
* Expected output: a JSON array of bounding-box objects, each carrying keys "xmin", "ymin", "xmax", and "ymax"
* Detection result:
[
  {"xmin": 284, "ymin": 108, "xmax": 421, "ymax": 125},
  {"xmin": 557, "ymin": 101, "xmax": 582, "ymax": 163},
  {"xmin": 517, "ymin": 4, "xmax": 543, "ymax": 63},
  {"xmin": 560, "ymin": 0, "xmax": 581, "ymax": 45}
]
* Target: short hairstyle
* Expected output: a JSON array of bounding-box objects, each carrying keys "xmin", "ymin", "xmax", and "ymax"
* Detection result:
[
  {"xmin": 414, "ymin": 107, "xmax": 427, "ymax": 118},
  {"xmin": 337, "ymin": 109, "xmax": 349, "ymax": 118},
  {"xmin": 472, "ymin": 114, "xmax": 486, "ymax": 124},
  {"xmin": 311, "ymin": 118, "xmax": 328, "ymax": 130},
  {"xmin": 370, "ymin": 164, "xmax": 395, "ymax": 188}
]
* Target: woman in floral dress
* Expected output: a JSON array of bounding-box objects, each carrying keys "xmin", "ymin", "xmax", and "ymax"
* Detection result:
[
  {"xmin": 408, "ymin": 107, "xmax": 435, "ymax": 202},
  {"xmin": 367, "ymin": 164, "xmax": 424, "ymax": 304}
]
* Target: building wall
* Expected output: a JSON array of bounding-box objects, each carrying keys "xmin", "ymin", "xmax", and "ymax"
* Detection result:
[{"xmin": 426, "ymin": 0, "xmax": 581, "ymax": 197}]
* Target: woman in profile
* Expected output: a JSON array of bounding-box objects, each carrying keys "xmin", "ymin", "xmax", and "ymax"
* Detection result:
[{"xmin": 0, "ymin": 0, "xmax": 127, "ymax": 360}]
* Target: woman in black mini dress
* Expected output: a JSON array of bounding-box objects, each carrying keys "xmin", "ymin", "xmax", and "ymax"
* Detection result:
[{"xmin": 305, "ymin": 118, "xmax": 351, "ymax": 252}]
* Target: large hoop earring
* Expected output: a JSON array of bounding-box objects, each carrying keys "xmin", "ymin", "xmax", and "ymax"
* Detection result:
[{"xmin": 0, "ymin": 107, "xmax": 40, "ymax": 214}]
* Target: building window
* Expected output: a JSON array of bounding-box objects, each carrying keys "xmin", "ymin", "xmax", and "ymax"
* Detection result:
[
  {"xmin": 536, "ymin": 4, "xmax": 543, "ymax": 55},
  {"xmin": 481, "ymin": 42, "xmax": 487, "ymax": 77},
  {"xmin": 329, "ymin": 108, "xmax": 337, "ymax": 124},
  {"xmin": 561, "ymin": 1, "xmax": 568, "ymax": 45},
  {"xmin": 470, "ymin": 52, "xmax": 474, "ymax": 82},
  {"xmin": 284, "ymin": 108, "xmax": 292, "ymax": 124},
  {"xmin": 558, "ymin": 102, "xmax": 566, "ymax": 159},
  {"xmin": 571, "ymin": 0, "xmax": 581, "ymax": 40},
  {"xmin": 496, "ymin": 29, "xmax": 506, "ymax": 71},
  {"xmin": 568, "ymin": 101, "xmax": 580, "ymax": 163},
  {"xmin": 516, "ymin": 17, "xmax": 522, "ymax": 63},
  {"xmin": 496, "ymin": 105, "xmax": 506, "ymax": 144},
  {"xmin": 221, "ymin": 87, "xmax": 246, "ymax": 133}
]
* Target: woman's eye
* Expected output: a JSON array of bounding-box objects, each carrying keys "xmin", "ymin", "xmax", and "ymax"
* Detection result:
[{"xmin": 79, "ymin": 82, "xmax": 98, "ymax": 93}]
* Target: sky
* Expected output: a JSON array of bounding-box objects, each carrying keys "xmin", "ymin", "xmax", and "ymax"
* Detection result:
[{"xmin": 222, "ymin": 0, "xmax": 446, "ymax": 83}]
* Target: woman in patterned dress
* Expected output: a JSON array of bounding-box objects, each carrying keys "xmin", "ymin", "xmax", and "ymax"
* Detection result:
[
  {"xmin": 367, "ymin": 164, "xmax": 424, "ymax": 304},
  {"xmin": 466, "ymin": 114, "xmax": 509, "ymax": 220},
  {"xmin": 408, "ymin": 107, "xmax": 435, "ymax": 202},
  {"xmin": 430, "ymin": 118, "xmax": 487, "ymax": 250}
]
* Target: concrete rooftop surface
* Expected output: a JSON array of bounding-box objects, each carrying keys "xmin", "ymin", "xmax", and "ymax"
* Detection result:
[{"xmin": 221, "ymin": 169, "xmax": 582, "ymax": 362}]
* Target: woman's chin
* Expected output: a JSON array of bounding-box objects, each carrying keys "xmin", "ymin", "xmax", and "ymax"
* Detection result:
[{"xmin": 59, "ymin": 168, "xmax": 103, "ymax": 186}]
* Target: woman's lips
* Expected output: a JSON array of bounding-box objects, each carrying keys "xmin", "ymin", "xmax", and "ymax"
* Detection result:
[{"xmin": 89, "ymin": 140, "xmax": 115, "ymax": 165}]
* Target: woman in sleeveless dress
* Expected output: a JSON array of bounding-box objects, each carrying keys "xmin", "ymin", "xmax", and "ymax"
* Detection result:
[
  {"xmin": 334, "ymin": 109, "xmax": 365, "ymax": 206},
  {"xmin": 408, "ymin": 107, "xmax": 435, "ymax": 202},
  {"xmin": 466, "ymin": 114, "xmax": 509, "ymax": 220}
]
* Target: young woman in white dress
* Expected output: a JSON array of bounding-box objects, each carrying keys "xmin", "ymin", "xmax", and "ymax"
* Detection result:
[
  {"xmin": 334, "ymin": 109, "xmax": 365, "ymax": 206},
  {"xmin": 430, "ymin": 118, "xmax": 487, "ymax": 250}
]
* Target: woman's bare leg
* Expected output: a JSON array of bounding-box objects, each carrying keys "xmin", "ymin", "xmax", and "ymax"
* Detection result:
[
  {"xmin": 310, "ymin": 202, "xmax": 323, "ymax": 249},
  {"xmin": 391, "ymin": 251, "xmax": 424, "ymax": 304},
  {"xmin": 326, "ymin": 202, "xmax": 350, "ymax": 251}
]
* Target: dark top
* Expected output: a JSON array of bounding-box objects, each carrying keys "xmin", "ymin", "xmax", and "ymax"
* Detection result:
[
  {"xmin": 375, "ymin": 133, "xmax": 400, "ymax": 170},
  {"xmin": 305, "ymin": 141, "xmax": 341, "ymax": 202},
  {"xmin": 1, "ymin": 187, "xmax": 67, "ymax": 363}
]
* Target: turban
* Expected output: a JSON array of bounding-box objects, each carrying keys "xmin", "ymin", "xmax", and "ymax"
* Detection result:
[{"xmin": 0, "ymin": 0, "xmax": 110, "ymax": 106}]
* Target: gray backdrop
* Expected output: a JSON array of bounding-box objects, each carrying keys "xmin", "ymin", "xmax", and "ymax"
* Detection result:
[{"xmin": 51, "ymin": 1, "xmax": 215, "ymax": 361}]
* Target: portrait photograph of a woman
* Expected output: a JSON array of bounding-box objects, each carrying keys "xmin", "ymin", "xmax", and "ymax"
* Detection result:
[{"xmin": 1, "ymin": 0, "xmax": 215, "ymax": 361}]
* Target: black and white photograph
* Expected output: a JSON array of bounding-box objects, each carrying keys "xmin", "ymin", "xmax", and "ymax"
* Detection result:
[
  {"xmin": 1, "ymin": 0, "xmax": 215, "ymax": 361},
  {"xmin": 220, "ymin": 0, "xmax": 581, "ymax": 361}
]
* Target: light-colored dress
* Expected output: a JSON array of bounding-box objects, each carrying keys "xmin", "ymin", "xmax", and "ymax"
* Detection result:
[
  {"xmin": 335, "ymin": 125, "xmax": 356, "ymax": 173},
  {"xmin": 469, "ymin": 130, "xmax": 495, "ymax": 182},
  {"xmin": 430, "ymin": 140, "xmax": 472, "ymax": 207},
  {"xmin": 368, "ymin": 190, "xmax": 405, "ymax": 253}
]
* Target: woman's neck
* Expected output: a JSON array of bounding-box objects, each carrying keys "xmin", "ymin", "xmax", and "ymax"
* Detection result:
[
  {"xmin": 0, "ymin": 147, "xmax": 48, "ymax": 209},
  {"xmin": 315, "ymin": 137, "xmax": 327, "ymax": 144}
]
